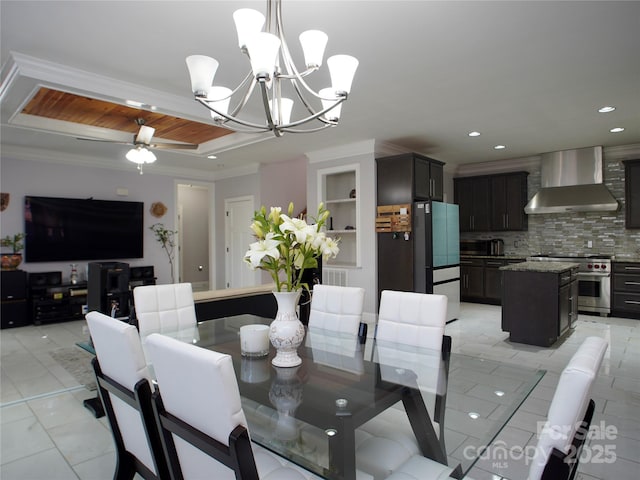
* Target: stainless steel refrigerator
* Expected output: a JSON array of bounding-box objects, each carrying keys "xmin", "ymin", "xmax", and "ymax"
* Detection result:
[{"xmin": 377, "ymin": 201, "xmax": 460, "ymax": 322}]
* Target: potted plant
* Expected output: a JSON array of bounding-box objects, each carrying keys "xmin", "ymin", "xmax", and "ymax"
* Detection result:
[
  {"xmin": 1, "ymin": 233, "xmax": 26, "ymax": 270},
  {"xmin": 150, "ymin": 223, "xmax": 177, "ymax": 283},
  {"xmin": 244, "ymin": 202, "xmax": 339, "ymax": 367}
]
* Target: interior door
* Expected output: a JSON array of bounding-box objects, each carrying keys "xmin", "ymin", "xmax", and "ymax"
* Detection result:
[
  {"xmin": 177, "ymin": 184, "xmax": 210, "ymax": 291},
  {"xmin": 225, "ymin": 196, "xmax": 260, "ymax": 288}
]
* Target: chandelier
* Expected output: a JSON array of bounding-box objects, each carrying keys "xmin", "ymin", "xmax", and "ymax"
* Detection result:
[{"xmin": 185, "ymin": 0, "xmax": 358, "ymax": 137}]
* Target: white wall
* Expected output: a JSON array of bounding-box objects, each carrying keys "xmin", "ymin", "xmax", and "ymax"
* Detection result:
[{"xmin": 0, "ymin": 157, "xmax": 177, "ymax": 283}]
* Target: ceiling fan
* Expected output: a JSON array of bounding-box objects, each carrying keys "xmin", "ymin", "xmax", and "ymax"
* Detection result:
[{"xmin": 77, "ymin": 118, "xmax": 199, "ymax": 151}]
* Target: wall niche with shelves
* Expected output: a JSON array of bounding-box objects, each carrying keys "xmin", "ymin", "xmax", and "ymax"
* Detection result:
[{"xmin": 318, "ymin": 165, "xmax": 360, "ymax": 268}]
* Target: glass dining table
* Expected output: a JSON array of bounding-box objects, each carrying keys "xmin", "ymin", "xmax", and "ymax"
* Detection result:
[{"xmin": 144, "ymin": 314, "xmax": 545, "ymax": 480}]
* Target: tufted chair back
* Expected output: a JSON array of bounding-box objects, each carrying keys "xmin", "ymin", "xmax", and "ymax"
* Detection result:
[
  {"xmin": 308, "ymin": 284, "xmax": 365, "ymax": 335},
  {"xmin": 85, "ymin": 311, "xmax": 167, "ymax": 479},
  {"xmin": 145, "ymin": 333, "xmax": 324, "ymax": 480},
  {"xmin": 133, "ymin": 283, "xmax": 197, "ymax": 339},
  {"xmin": 528, "ymin": 336, "xmax": 608, "ymax": 480},
  {"xmin": 376, "ymin": 290, "xmax": 447, "ymax": 351}
]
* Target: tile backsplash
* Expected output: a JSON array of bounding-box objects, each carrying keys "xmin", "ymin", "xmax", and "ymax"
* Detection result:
[{"xmin": 461, "ymin": 151, "xmax": 640, "ymax": 259}]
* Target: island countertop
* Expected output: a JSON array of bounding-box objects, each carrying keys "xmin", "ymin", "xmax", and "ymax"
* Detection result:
[{"xmin": 500, "ymin": 261, "xmax": 579, "ymax": 273}]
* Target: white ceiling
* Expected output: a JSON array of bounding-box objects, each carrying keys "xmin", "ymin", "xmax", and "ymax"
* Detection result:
[{"xmin": 2, "ymin": 1, "xmax": 639, "ymax": 178}]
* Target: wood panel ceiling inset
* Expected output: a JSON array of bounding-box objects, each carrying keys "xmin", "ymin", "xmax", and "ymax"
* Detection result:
[{"xmin": 22, "ymin": 87, "xmax": 232, "ymax": 144}]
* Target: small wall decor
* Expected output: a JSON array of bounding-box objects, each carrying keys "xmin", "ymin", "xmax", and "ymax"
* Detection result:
[
  {"xmin": 0, "ymin": 193, "xmax": 9, "ymax": 212},
  {"xmin": 150, "ymin": 201, "xmax": 167, "ymax": 218}
]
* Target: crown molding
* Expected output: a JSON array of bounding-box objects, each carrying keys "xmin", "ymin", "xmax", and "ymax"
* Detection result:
[{"xmin": 454, "ymin": 155, "xmax": 540, "ymax": 177}]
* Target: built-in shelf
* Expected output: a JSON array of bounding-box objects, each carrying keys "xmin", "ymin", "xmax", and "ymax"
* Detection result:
[{"xmin": 318, "ymin": 164, "xmax": 360, "ymax": 268}]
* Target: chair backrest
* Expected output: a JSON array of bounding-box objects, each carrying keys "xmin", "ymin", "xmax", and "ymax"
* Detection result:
[
  {"xmin": 85, "ymin": 311, "xmax": 166, "ymax": 478},
  {"xmin": 376, "ymin": 290, "xmax": 447, "ymax": 351},
  {"xmin": 308, "ymin": 284, "xmax": 365, "ymax": 335},
  {"xmin": 145, "ymin": 333, "xmax": 252, "ymax": 479},
  {"xmin": 528, "ymin": 336, "xmax": 608, "ymax": 480},
  {"xmin": 133, "ymin": 283, "xmax": 197, "ymax": 338}
]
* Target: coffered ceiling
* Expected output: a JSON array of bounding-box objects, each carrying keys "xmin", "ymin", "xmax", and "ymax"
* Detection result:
[{"xmin": 2, "ymin": 1, "xmax": 640, "ymax": 179}]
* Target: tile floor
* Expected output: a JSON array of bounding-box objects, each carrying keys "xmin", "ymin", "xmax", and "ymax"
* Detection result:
[{"xmin": 1, "ymin": 304, "xmax": 638, "ymax": 479}]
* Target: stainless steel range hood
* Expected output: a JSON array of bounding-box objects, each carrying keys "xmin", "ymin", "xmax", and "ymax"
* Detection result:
[{"xmin": 524, "ymin": 146, "xmax": 619, "ymax": 214}]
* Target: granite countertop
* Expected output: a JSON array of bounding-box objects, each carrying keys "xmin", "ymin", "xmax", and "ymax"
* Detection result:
[{"xmin": 500, "ymin": 261, "xmax": 579, "ymax": 273}]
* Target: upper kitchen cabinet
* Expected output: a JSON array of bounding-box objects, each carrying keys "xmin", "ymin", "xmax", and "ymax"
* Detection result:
[
  {"xmin": 318, "ymin": 164, "xmax": 360, "ymax": 267},
  {"xmin": 376, "ymin": 153, "xmax": 444, "ymax": 205},
  {"xmin": 455, "ymin": 172, "xmax": 528, "ymax": 232},
  {"xmin": 490, "ymin": 172, "xmax": 528, "ymax": 231},
  {"xmin": 454, "ymin": 176, "xmax": 490, "ymax": 232},
  {"xmin": 624, "ymin": 159, "xmax": 640, "ymax": 229}
]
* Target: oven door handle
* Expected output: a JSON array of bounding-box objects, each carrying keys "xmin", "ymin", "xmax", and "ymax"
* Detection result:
[{"xmin": 577, "ymin": 272, "xmax": 611, "ymax": 279}]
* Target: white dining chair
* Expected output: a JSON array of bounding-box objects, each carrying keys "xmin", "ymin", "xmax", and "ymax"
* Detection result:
[
  {"xmin": 144, "ymin": 333, "xmax": 326, "ymax": 480},
  {"xmin": 85, "ymin": 311, "xmax": 169, "ymax": 480},
  {"xmin": 132, "ymin": 282, "xmax": 198, "ymax": 342},
  {"xmin": 528, "ymin": 335, "xmax": 608, "ymax": 480},
  {"xmin": 308, "ymin": 284, "xmax": 366, "ymax": 335}
]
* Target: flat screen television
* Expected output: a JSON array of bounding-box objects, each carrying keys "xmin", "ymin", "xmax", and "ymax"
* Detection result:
[{"xmin": 24, "ymin": 195, "xmax": 144, "ymax": 262}]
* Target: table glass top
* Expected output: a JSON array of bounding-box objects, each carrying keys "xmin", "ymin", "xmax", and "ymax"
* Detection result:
[{"xmin": 144, "ymin": 315, "xmax": 545, "ymax": 479}]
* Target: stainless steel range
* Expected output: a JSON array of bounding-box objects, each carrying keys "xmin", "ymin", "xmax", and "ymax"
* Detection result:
[{"xmin": 528, "ymin": 254, "xmax": 612, "ymax": 316}]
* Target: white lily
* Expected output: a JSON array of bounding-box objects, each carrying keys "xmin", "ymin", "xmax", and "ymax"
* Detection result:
[
  {"xmin": 245, "ymin": 232, "xmax": 281, "ymax": 269},
  {"xmin": 280, "ymin": 215, "xmax": 314, "ymax": 244},
  {"xmin": 320, "ymin": 236, "xmax": 340, "ymax": 260}
]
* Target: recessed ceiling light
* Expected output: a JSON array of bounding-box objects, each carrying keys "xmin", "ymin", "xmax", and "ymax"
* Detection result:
[
  {"xmin": 598, "ymin": 106, "xmax": 616, "ymax": 113},
  {"xmin": 468, "ymin": 131, "xmax": 481, "ymax": 137},
  {"xmin": 494, "ymin": 145, "xmax": 506, "ymax": 150},
  {"xmin": 468, "ymin": 412, "xmax": 480, "ymax": 419},
  {"xmin": 610, "ymin": 127, "xmax": 625, "ymax": 133},
  {"xmin": 207, "ymin": 155, "xmax": 217, "ymax": 159},
  {"xmin": 125, "ymin": 100, "xmax": 144, "ymax": 107},
  {"xmin": 495, "ymin": 390, "xmax": 505, "ymax": 397}
]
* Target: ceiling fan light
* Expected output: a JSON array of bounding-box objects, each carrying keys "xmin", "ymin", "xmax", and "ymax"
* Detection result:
[
  {"xmin": 126, "ymin": 148, "xmax": 143, "ymax": 164},
  {"xmin": 207, "ymin": 86, "xmax": 232, "ymax": 120},
  {"xmin": 140, "ymin": 147, "xmax": 157, "ymax": 164},
  {"xmin": 126, "ymin": 147, "xmax": 156, "ymax": 165},
  {"xmin": 327, "ymin": 54, "xmax": 359, "ymax": 94},
  {"xmin": 186, "ymin": 55, "xmax": 219, "ymax": 97},
  {"xmin": 319, "ymin": 88, "xmax": 341, "ymax": 121},
  {"xmin": 271, "ymin": 97, "xmax": 293, "ymax": 125},
  {"xmin": 233, "ymin": 8, "xmax": 265, "ymax": 50},
  {"xmin": 245, "ymin": 32, "xmax": 281, "ymax": 79},
  {"xmin": 299, "ymin": 30, "xmax": 328, "ymax": 68}
]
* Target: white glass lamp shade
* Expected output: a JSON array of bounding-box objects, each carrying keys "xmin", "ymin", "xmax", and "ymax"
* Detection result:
[
  {"xmin": 245, "ymin": 32, "xmax": 281, "ymax": 78},
  {"xmin": 319, "ymin": 88, "xmax": 342, "ymax": 121},
  {"xmin": 327, "ymin": 54, "xmax": 359, "ymax": 94},
  {"xmin": 299, "ymin": 30, "xmax": 328, "ymax": 68},
  {"xmin": 126, "ymin": 147, "xmax": 156, "ymax": 164},
  {"xmin": 271, "ymin": 97, "xmax": 293, "ymax": 125},
  {"xmin": 207, "ymin": 86, "xmax": 232, "ymax": 120},
  {"xmin": 186, "ymin": 55, "xmax": 219, "ymax": 96},
  {"xmin": 233, "ymin": 8, "xmax": 265, "ymax": 50}
]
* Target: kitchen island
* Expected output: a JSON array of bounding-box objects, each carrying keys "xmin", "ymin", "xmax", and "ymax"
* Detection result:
[{"xmin": 501, "ymin": 261, "xmax": 578, "ymax": 347}]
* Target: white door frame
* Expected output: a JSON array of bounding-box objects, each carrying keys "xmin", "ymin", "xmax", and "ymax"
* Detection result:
[
  {"xmin": 175, "ymin": 180, "xmax": 215, "ymax": 290},
  {"xmin": 225, "ymin": 195, "xmax": 260, "ymax": 288}
]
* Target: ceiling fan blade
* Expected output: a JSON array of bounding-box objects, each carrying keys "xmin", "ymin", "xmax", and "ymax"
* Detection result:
[
  {"xmin": 136, "ymin": 125, "xmax": 155, "ymax": 145},
  {"xmin": 150, "ymin": 143, "xmax": 199, "ymax": 150},
  {"xmin": 76, "ymin": 137, "xmax": 132, "ymax": 146}
]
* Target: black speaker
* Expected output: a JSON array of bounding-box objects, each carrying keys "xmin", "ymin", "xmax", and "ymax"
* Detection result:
[
  {"xmin": 130, "ymin": 266, "xmax": 154, "ymax": 280},
  {"xmin": 2, "ymin": 270, "xmax": 27, "ymax": 300},
  {"xmin": 28, "ymin": 271, "xmax": 62, "ymax": 287},
  {"xmin": 88, "ymin": 262, "xmax": 130, "ymax": 317}
]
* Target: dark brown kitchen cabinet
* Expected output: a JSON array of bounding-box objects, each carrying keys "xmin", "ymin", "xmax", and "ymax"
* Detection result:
[
  {"xmin": 454, "ymin": 176, "xmax": 490, "ymax": 232},
  {"xmin": 502, "ymin": 266, "xmax": 577, "ymax": 347},
  {"xmin": 623, "ymin": 159, "xmax": 640, "ymax": 229},
  {"xmin": 377, "ymin": 153, "xmax": 444, "ymax": 205},
  {"xmin": 460, "ymin": 258, "xmax": 484, "ymax": 300},
  {"xmin": 612, "ymin": 262, "xmax": 640, "ymax": 318},
  {"xmin": 484, "ymin": 259, "xmax": 507, "ymax": 303},
  {"xmin": 490, "ymin": 172, "xmax": 528, "ymax": 231}
]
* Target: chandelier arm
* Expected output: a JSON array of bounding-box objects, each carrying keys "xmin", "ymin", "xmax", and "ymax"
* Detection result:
[
  {"xmin": 257, "ymin": 78, "xmax": 281, "ymax": 136},
  {"xmin": 194, "ymin": 97, "xmax": 271, "ymax": 131},
  {"xmin": 278, "ymin": 95, "xmax": 346, "ymax": 129},
  {"xmin": 279, "ymin": 123, "xmax": 335, "ymax": 134},
  {"xmin": 228, "ymin": 72, "xmax": 258, "ymax": 118}
]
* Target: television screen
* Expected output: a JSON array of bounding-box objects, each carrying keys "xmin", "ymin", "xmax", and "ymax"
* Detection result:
[{"xmin": 24, "ymin": 196, "xmax": 144, "ymax": 262}]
